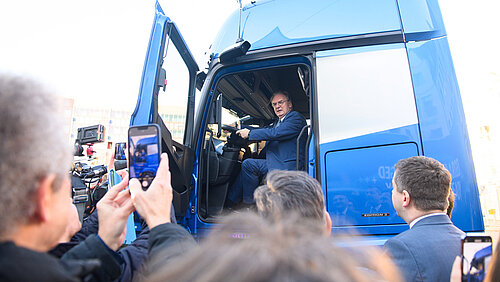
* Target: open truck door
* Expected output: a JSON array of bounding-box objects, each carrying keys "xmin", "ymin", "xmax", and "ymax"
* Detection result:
[{"xmin": 130, "ymin": 2, "xmax": 199, "ymax": 219}]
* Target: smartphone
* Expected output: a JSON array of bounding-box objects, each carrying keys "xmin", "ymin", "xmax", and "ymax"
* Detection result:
[
  {"xmin": 128, "ymin": 124, "xmax": 161, "ymax": 190},
  {"xmin": 114, "ymin": 142, "xmax": 127, "ymax": 161},
  {"xmin": 461, "ymin": 235, "xmax": 493, "ymax": 281}
]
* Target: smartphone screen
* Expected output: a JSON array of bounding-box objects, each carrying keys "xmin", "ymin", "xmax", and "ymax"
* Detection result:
[
  {"xmin": 114, "ymin": 142, "xmax": 127, "ymax": 160},
  {"xmin": 462, "ymin": 235, "xmax": 493, "ymax": 280},
  {"xmin": 128, "ymin": 125, "xmax": 161, "ymax": 190}
]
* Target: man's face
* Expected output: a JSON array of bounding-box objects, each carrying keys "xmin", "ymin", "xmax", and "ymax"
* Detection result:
[
  {"xmin": 271, "ymin": 93, "xmax": 292, "ymax": 119},
  {"xmin": 46, "ymin": 175, "xmax": 72, "ymax": 248}
]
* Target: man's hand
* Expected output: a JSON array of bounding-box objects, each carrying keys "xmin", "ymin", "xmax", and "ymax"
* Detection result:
[
  {"xmin": 236, "ymin": 128, "xmax": 250, "ymax": 139},
  {"xmin": 97, "ymin": 172, "xmax": 135, "ymax": 251},
  {"xmin": 129, "ymin": 153, "xmax": 172, "ymax": 229}
]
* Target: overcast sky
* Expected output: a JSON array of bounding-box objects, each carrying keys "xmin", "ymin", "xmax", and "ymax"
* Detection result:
[{"xmin": 0, "ymin": 0, "xmax": 236, "ymax": 110}]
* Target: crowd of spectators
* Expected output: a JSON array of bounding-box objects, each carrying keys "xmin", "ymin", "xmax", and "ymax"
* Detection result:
[{"xmin": 0, "ymin": 74, "xmax": 499, "ymax": 282}]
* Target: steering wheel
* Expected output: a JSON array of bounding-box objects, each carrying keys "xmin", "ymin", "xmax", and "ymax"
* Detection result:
[{"xmin": 221, "ymin": 125, "xmax": 239, "ymax": 133}]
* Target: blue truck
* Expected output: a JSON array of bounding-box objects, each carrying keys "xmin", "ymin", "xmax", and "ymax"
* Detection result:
[{"xmin": 130, "ymin": 0, "xmax": 483, "ymax": 239}]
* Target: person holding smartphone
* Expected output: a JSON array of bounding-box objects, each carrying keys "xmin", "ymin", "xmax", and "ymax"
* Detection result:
[
  {"xmin": 129, "ymin": 153, "xmax": 196, "ymax": 263},
  {"xmin": 0, "ymin": 75, "xmax": 135, "ymax": 281}
]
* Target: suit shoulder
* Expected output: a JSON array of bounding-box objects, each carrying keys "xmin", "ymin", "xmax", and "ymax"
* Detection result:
[
  {"xmin": 286, "ymin": 111, "xmax": 306, "ymax": 124},
  {"xmin": 289, "ymin": 110, "xmax": 305, "ymax": 119}
]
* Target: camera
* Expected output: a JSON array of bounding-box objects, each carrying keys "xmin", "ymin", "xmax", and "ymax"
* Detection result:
[
  {"xmin": 74, "ymin": 125, "xmax": 105, "ymax": 157},
  {"xmin": 77, "ymin": 124, "xmax": 105, "ymax": 144}
]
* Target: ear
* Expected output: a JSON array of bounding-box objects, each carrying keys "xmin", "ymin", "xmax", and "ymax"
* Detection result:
[
  {"xmin": 324, "ymin": 212, "xmax": 332, "ymax": 236},
  {"xmin": 33, "ymin": 174, "xmax": 57, "ymax": 223},
  {"xmin": 401, "ymin": 190, "xmax": 411, "ymax": 208}
]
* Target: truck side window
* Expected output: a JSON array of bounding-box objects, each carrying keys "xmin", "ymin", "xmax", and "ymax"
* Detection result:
[{"xmin": 157, "ymin": 35, "xmax": 190, "ymax": 143}]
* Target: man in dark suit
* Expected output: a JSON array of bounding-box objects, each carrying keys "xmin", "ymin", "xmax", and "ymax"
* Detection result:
[
  {"xmin": 383, "ymin": 156, "xmax": 464, "ymax": 282},
  {"xmin": 226, "ymin": 91, "xmax": 307, "ymax": 208}
]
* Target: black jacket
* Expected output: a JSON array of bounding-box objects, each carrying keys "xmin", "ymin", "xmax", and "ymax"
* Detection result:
[
  {"xmin": 136, "ymin": 222, "xmax": 196, "ymax": 279},
  {"xmin": 51, "ymin": 211, "xmax": 148, "ymax": 282},
  {"xmin": 0, "ymin": 235, "xmax": 121, "ymax": 282},
  {"xmin": 51, "ymin": 209, "xmax": 186, "ymax": 282}
]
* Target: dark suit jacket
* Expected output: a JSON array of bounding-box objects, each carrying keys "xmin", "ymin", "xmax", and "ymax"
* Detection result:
[
  {"xmin": 383, "ymin": 214, "xmax": 465, "ymax": 282},
  {"xmin": 248, "ymin": 110, "xmax": 307, "ymax": 171}
]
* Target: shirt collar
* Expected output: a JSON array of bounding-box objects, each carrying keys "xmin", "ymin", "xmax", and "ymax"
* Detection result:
[
  {"xmin": 279, "ymin": 112, "xmax": 289, "ymax": 122},
  {"xmin": 409, "ymin": 212, "xmax": 446, "ymax": 228}
]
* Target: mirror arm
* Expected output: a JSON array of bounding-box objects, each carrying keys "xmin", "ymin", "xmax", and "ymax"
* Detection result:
[{"xmin": 216, "ymin": 93, "xmax": 222, "ymax": 138}]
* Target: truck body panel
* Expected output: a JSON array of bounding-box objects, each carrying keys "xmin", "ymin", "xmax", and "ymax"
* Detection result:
[{"xmin": 131, "ymin": 0, "xmax": 484, "ymax": 238}]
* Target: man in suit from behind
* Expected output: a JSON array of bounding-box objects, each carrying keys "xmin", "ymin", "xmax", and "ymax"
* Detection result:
[
  {"xmin": 226, "ymin": 91, "xmax": 307, "ymax": 209},
  {"xmin": 383, "ymin": 156, "xmax": 464, "ymax": 282}
]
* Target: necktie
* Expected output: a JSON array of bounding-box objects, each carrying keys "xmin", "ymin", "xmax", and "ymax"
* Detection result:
[{"xmin": 275, "ymin": 119, "xmax": 281, "ymax": 128}]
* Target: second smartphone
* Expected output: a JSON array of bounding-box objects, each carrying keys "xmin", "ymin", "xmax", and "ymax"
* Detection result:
[{"xmin": 128, "ymin": 124, "xmax": 161, "ymax": 190}]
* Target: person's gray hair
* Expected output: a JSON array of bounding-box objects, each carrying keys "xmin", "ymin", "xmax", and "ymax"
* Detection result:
[
  {"xmin": 254, "ymin": 170, "xmax": 326, "ymax": 229},
  {"xmin": 394, "ymin": 156, "xmax": 451, "ymax": 211},
  {"xmin": 269, "ymin": 90, "xmax": 291, "ymax": 104},
  {"xmin": 0, "ymin": 74, "xmax": 72, "ymax": 237}
]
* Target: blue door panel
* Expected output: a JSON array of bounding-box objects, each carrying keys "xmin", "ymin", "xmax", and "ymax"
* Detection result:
[
  {"xmin": 406, "ymin": 38, "xmax": 484, "ymax": 232},
  {"xmin": 325, "ymin": 142, "xmax": 418, "ymax": 227},
  {"xmin": 318, "ymin": 124, "xmax": 421, "ymax": 235}
]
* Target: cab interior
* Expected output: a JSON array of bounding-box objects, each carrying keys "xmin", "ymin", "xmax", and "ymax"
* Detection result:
[{"xmin": 198, "ymin": 63, "xmax": 312, "ymax": 221}]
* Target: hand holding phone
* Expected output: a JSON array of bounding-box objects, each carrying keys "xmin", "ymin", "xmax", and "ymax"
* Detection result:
[
  {"xmin": 128, "ymin": 124, "xmax": 162, "ymax": 190},
  {"xmin": 129, "ymin": 153, "xmax": 173, "ymax": 229}
]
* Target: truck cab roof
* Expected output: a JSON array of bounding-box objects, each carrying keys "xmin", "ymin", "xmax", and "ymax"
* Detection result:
[{"xmin": 208, "ymin": 0, "xmax": 446, "ymax": 60}]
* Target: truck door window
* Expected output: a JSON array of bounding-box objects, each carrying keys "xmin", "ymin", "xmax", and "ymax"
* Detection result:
[{"xmin": 157, "ymin": 35, "xmax": 190, "ymax": 143}]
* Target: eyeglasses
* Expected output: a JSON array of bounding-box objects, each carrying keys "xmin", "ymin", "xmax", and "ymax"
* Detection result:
[{"xmin": 271, "ymin": 99, "xmax": 288, "ymax": 108}]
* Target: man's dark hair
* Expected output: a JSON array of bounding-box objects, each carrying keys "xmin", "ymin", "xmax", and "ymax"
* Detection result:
[
  {"xmin": 254, "ymin": 170, "xmax": 325, "ymax": 228},
  {"xmin": 394, "ymin": 156, "xmax": 451, "ymax": 211}
]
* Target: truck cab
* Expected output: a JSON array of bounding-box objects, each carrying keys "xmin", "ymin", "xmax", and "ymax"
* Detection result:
[{"xmin": 130, "ymin": 0, "xmax": 484, "ymax": 238}]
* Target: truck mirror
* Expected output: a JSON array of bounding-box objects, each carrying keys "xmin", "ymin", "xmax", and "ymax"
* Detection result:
[
  {"xmin": 196, "ymin": 71, "xmax": 207, "ymax": 91},
  {"xmin": 219, "ymin": 41, "xmax": 251, "ymax": 63},
  {"xmin": 157, "ymin": 68, "xmax": 167, "ymax": 91}
]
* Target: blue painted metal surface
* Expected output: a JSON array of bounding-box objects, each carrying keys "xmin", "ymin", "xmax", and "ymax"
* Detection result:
[
  {"xmin": 397, "ymin": 0, "xmax": 446, "ymax": 41},
  {"xmin": 211, "ymin": 0, "xmax": 401, "ymax": 57},
  {"xmin": 407, "ymin": 37, "xmax": 484, "ymax": 232},
  {"xmin": 316, "ymin": 43, "xmax": 405, "ymax": 58},
  {"xmin": 209, "ymin": 0, "xmax": 448, "ymax": 59},
  {"xmin": 130, "ymin": 2, "xmax": 169, "ymax": 126}
]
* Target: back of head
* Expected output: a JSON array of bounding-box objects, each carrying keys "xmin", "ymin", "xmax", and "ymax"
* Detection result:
[
  {"xmin": 254, "ymin": 170, "xmax": 325, "ymax": 229},
  {"xmin": 394, "ymin": 156, "xmax": 451, "ymax": 211},
  {"xmin": 0, "ymin": 74, "xmax": 72, "ymax": 238},
  {"xmin": 145, "ymin": 213, "xmax": 401, "ymax": 282}
]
